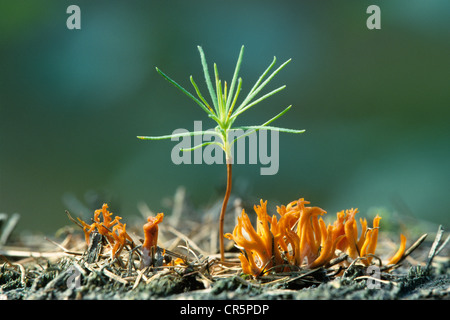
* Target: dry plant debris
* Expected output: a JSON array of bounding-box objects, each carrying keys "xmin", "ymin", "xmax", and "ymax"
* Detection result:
[{"xmin": 0, "ymin": 194, "xmax": 448, "ymax": 300}]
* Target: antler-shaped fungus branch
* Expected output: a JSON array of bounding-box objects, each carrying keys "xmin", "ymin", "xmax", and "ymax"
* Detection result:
[{"xmin": 226, "ymin": 197, "xmax": 409, "ymax": 277}]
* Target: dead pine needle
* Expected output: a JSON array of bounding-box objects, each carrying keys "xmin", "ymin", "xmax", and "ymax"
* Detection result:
[{"xmin": 426, "ymin": 225, "xmax": 448, "ymax": 270}]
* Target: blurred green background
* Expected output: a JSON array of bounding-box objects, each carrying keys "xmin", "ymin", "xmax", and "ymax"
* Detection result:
[{"xmin": 1, "ymin": 0, "xmax": 449, "ymax": 234}]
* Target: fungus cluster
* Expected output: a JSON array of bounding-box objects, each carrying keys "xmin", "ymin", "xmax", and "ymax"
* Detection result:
[
  {"xmin": 77, "ymin": 203, "xmax": 133, "ymax": 259},
  {"xmin": 76, "ymin": 204, "xmax": 172, "ymax": 268},
  {"xmin": 225, "ymin": 198, "xmax": 407, "ymax": 277}
]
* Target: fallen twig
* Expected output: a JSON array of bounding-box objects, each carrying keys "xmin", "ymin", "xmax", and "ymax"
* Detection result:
[{"xmin": 426, "ymin": 225, "xmax": 447, "ymax": 270}]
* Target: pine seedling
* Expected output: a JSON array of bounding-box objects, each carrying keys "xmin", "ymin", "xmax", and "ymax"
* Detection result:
[{"xmin": 138, "ymin": 45, "xmax": 305, "ymax": 261}]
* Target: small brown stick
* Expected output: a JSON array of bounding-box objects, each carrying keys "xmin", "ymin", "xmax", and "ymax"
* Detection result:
[
  {"xmin": 166, "ymin": 225, "xmax": 208, "ymax": 258},
  {"xmin": 436, "ymin": 234, "xmax": 450, "ymax": 256},
  {"xmin": 277, "ymin": 268, "xmax": 323, "ymax": 286},
  {"xmin": 326, "ymin": 253, "xmax": 349, "ymax": 268},
  {"xmin": 72, "ymin": 260, "xmax": 88, "ymax": 277},
  {"xmin": 132, "ymin": 266, "xmax": 148, "ymax": 290},
  {"xmin": 145, "ymin": 269, "xmax": 171, "ymax": 284},
  {"xmin": 102, "ymin": 268, "xmax": 128, "ymax": 285},
  {"xmin": 353, "ymin": 275, "xmax": 398, "ymax": 286},
  {"xmin": 65, "ymin": 210, "xmax": 84, "ymax": 229},
  {"xmin": 0, "ymin": 247, "xmax": 73, "ymax": 259},
  {"xmin": 16, "ymin": 263, "xmax": 27, "ymax": 287},
  {"xmin": 44, "ymin": 237, "xmax": 84, "ymax": 256},
  {"xmin": 404, "ymin": 233, "xmax": 428, "ymax": 259},
  {"xmin": 0, "ymin": 256, "xmax": 27, "ymax": 287},
  {"xmin": 0, "ymin": 213, "xmax": 20, "ymax": 245},
  {"xmin": 177, "ymin": 245, "xmax": 201, "ymax": 264},
  {"xmin": 426, "ymin": 225, "xmax": 448, "ymax": 269}
]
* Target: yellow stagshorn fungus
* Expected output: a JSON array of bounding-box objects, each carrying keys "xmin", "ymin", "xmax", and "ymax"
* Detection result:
[
  {"xmin": 77, "ymin": 203, "xmax": 133, "ymax": 259},
  {"xmin": 76, "ymin": 205, "xmax": 169, "ymax": 267},
  {"xmin": 225, "ymin": 198, "xmax": 408, "ymax": 277},
  {"xmin": 224, "ymin": 201, "xmax": 272, "ymax": 276},
  {"xmin": 387, "ymin": 234, "xmax": 407, "ymax": 265},
  {"xmin": 141, "ymin": 213, "xmax": 164, "ymax": 268}
]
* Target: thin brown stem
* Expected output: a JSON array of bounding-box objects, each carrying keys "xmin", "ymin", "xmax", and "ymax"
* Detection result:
[{"xmin": 219, "ymin": 162, "xmax": 232, "ymax": 262}]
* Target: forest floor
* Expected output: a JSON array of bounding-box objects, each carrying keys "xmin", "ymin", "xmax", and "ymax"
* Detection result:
[{"xmin": 1, "ymin": 190, "xmax": 449, "ymax": 301}]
